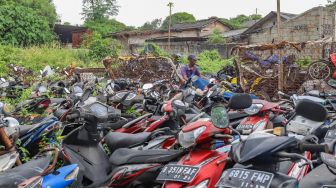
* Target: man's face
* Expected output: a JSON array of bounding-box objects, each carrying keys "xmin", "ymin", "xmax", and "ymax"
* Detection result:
[{"xmin": 189, "ymin": 59, "xmax": 196, "ymax": 66}]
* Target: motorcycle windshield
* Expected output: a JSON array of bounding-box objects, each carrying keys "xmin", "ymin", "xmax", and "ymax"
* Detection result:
[{"xmin": 232, "ymin": 133, "xmax": 298, "ymax": 163}]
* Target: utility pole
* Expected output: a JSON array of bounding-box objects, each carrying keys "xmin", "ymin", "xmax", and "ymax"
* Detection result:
[
  {"xmin": 167, "ymin": 2, "xmax": 173, "ymax": 52},
  {"xmin": 277, "ymin": 0, "xmax": 284, "ymax": 91},
  {"xmin": 332, "ymin": 11, "xmax": 336, "ymax": 52}
]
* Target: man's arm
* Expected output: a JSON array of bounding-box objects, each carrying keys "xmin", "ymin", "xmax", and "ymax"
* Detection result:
[{"xmin": 181, "ymin": 66, "xmax": 188, "ymax": 81}]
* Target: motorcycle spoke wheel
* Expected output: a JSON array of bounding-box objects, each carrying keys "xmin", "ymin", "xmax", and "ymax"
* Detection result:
[{"xmin": 308, "ymin": 61, "xmax": 331, "ymax": 80}]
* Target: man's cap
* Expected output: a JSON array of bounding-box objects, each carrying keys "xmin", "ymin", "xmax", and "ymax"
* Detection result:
[{"xmin": 188, "ymin": 54, "xmax": 197, "ymax": 61}]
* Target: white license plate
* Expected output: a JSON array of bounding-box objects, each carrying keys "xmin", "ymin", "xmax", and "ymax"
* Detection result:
[
  {"xmin": 156, "ymin": 164, "xmax": 200, "ymax": 183},
  {"xmin": 216, "ymin": 168, "xmax": 274, "ymax": 188}
]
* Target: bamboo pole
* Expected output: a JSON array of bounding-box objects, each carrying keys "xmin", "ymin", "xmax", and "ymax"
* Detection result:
[{"xmin": 277, "ymin": 0, "xmax": 284, "ymax": 91}]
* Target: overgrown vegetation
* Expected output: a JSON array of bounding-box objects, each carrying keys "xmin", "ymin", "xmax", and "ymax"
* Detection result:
[
  {"xmin": 0, "ymin": 2, "xmax": 55, "ymax": 46},
  {"xmin": 161, "ymin": 12, "xmax": 196, "ymax": 29},
  {"xmin": 208, "ymin": 29, "xmax": 225, "ymax": 44},
  {"xmin": 140, "ymin": 43, "xmax": 170, "ymax": 57},
  {"xmin": 82, "ymin": 33, "xmax": 122, "ymax": 61},
  {"xmin": 0, "ymin": 44, "xmax": 99, "ymax": 77},
  {"xmin": 222, "ymin": 14, "xmax": 262, "ymax": 29},
  {"xmin": 178, "ymin": 50, "xmax": 233, "ymax": 74}
]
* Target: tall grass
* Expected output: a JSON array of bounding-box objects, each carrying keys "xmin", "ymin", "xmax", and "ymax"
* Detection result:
[{"xmin": 0, "ymin": 44, "xmax": 100, "ymax": 76}]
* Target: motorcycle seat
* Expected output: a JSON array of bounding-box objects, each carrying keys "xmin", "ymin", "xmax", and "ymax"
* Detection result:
[
  {"xmin": 104, "ymin": 132, "xmax": 152, "ymax": 151},
  {"xmin": 0, "ymin": 152, "xmax": 52, "ymax": 187},
  {"xmin": 110, "ymin": 148, "xmax": 184, "ymax": 165}
]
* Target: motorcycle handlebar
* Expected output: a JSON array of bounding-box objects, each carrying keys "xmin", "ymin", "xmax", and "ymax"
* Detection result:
[{"xmin": 299, "ymin": 143, "xmax": 329, "ymax": 153}]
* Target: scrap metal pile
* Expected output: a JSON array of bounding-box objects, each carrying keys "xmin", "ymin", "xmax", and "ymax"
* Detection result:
[{"xmin": 0, "ymin": 56, "xmax": 336, "ymax": 188}]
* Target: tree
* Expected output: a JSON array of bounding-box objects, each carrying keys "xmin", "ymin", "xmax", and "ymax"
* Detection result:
[
  {"xmin": 82, "ymin": 0, "xmax": 119, "ymax": 21},
  {"xmin": 82, "ymin": 33, "xmax": 121, "ymax": 61},
  {"xmin": 0, "ymin": 3, "xmax": 54, "ymax": 46},
  {"xmin": 0, "ymin": 0, "xmax": 57, "ymax": 25},
  {"xmin": 222, "ymin": 14, "xmax": 262, "ymax": 29},
  {"xmin": 139, "ymin": 19, "xmax": 162, "ymax": 30},
  {"xmin": 327, "ymin": 0, "xmax": 336, "ymax": 8},
  {"xmin": 161, "ymin": 12, "xmax": 196, "ymax": 29},
  {"xmin": 84, "ymin": 18, "xmax": 127, "ymax": 36},
  {"xmin": 208, "ymin": 29, "xmax": 225, "ymax": 44}
]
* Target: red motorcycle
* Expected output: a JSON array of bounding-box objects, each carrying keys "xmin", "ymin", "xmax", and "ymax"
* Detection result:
[
  {"xmin": 308, "ymin": 53, "xmax": 336, "ymax": 80},
  {"xmin": 157, "ymin": 94, "xmax": 252, "ymax": 188},
  {"xmin": 235, "ymin": 99, "xmax": 286, "ymax": 136}
]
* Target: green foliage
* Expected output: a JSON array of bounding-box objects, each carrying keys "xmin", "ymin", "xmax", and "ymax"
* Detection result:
[
  {"xmin": 208, "ymin": 29, "xmax": 225, "ymax": 44},
  {"xmin": 0, "ymin": 44, "xmax": 97, "ymax": 77},
  {"xmin": 222, "ymin": 14, "xmax": 262, "ymax": 29},
  {"xmin": 139, "ymin": 19, "xmax": 162, "ymax": 30},
  {"xmin": 82, "ymin": 33, "xmax": 122, "ymax": 61},
  {"xmin": 82, "ymin": 0, "xmax": 119, "ymax": 21},
  {"xmin": 84, "ymin": 18, "xmax": 127, "ymax": 36},
  {"xmin": 161, "ymin": 12, "xmax": 196, "ymax": 29},
  {"xmin": 197, "ymin": 50, "xmax": 233, "ymax": 74},
  {"xmin": 0, "ymin": 3, "xmax": 55, "ymax": 46},
  {"xmin": 16, "ymin": 139, "xmax": 30, "ymax": 162},
  {"xmin": 140, "ymin": 43, "xmax": 169, "ymax": 57},
  {"xmin": 295, "ymin": 57, "xmax": 312, "ymax": 68},
  {"xmin": 0, "ymin": 0, "xmax": 57, "ymax": 25}
]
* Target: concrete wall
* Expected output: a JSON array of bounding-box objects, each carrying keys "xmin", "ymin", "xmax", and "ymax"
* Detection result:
[
  {"xmin": 248, "ymin": 7, "xmax": 334, "ymax": 44},
  {"xmin": 126, "ymin": 42, "xmax": 238, "ymax": 59}
]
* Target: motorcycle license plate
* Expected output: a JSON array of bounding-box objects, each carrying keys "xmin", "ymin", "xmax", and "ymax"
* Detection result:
[
  {"xmin": 156, "ymin": 164, "xmax": 200, "ymax": 183},
  {"xmin": 216, "ymin": 168, "xmax": 273, "ymax": 188}
]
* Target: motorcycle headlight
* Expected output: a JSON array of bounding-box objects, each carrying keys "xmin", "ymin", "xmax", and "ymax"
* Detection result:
[
  {"xmin": 65, "ymin": 166, "xmax": 80, "ymax": 181},
  {"xmin": 244, "ymin": 103, "xmax": 263, "ymax": 115},
  {"xmin": 178, "ymin": 126, "xmax": 206, "ymax": 148}
]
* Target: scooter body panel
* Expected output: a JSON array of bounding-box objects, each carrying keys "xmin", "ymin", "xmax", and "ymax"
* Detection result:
[
  {"xmin": 109, "ymin": 163, "xmax": 161, "ymax": 187},
  {"xmin": 62, "ymin": 144, "xmax": 111, "ymax": 187},
  {"xmin": 164, "ymin": 150, "xmax": 229, "ymax": 188},
  {"xmin": 42, "ymin": 164, "xmax": 79, "ymax": 188}
]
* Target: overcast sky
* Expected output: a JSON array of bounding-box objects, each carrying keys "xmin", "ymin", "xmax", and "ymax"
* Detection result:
[{"xmin": 53, "ymin": 0, "xmax": 330, "ymax": 27}]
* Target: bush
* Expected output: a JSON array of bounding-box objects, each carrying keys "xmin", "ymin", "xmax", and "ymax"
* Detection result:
[
  {"xmin": 179, "ymin": 50, "xmax": 233, "ymax": 74},
  {"xmin": 140, "ymin": 43, "xmax": 169, "ymax": 57},
  {"xmin": 197, "ymin": 50, "xmax": 233, "ymax": 74},
  {"xmin": 0, "ymin": 3, "xmax": 55, "ymax": 46},
  {"xmin": 295, "ymin": 57, "xmax": 312, "ymax": 68},
  {"xmin": 208, "ymin": 29, "xmax": 225, "ymax": 44},
  {"xmin": 82, "ymin": 33, "xmax": 122, "ymax": 61}
]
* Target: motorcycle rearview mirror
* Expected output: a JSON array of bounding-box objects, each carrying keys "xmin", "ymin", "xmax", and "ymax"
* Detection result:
[
  {"xmin": 211, "ymin": 105, "xmax": 229, "ymax": 128},
  {"xmin": 81, "ymin": 88, "xmax": 92, "ymax": 102},
  {"xmin": 64, "ymin": 88, "xmax": 70, "ymax": 94},
  {"xmin": 320, "ymin": 152, "xmax": 336, "ymax": 169}
]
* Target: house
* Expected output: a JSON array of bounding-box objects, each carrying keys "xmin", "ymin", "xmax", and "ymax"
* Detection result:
[
  {"xmin": 241, "ymin": 11, "xmax": 297, "ymax": 44},
  {"xmin": 109, "ymin": 17, "xmax": 233, "ymax": 53},
  {"xmin": 242, "ymin": 6, "xmax": 335, "ymax": 44},
  {"xmin": 53, "ymin": 24, "xmax": 92, "ymax": 48}
]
